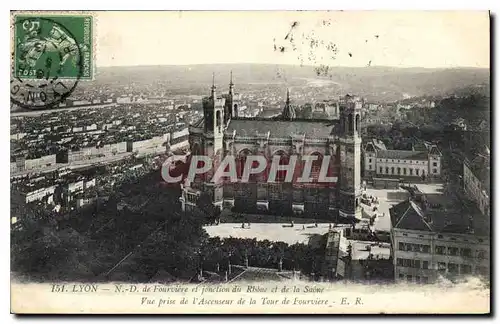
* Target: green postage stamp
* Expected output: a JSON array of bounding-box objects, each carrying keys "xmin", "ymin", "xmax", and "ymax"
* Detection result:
[{"xmin": 13, "ymin": 13, "xmax": 93, "ymax": 80}]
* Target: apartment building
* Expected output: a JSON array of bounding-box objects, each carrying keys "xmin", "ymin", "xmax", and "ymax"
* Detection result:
[
  {"xmin": 24, "ymin": 154, "xmax": 57, "ymax": 171},
  {"xmin": 463, "ymin": 150, "xmax": 490, "ymax": 217},
  {"xmin": 390, "ymin": 191, "xmax": 490, "ymax": 284},
  {"xmin": 67, "ymin": 141, "xmax": 128, "ymax": 163}
]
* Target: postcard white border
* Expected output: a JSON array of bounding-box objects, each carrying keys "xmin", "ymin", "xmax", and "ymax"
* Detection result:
[{"xmin": 3, "ymin": 0, "xmax": 498, "ymax": 323}]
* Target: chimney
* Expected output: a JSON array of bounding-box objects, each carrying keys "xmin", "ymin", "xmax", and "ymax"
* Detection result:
[
  {"xmin": 216, "ymin": 263, "xmax": 220, "ymax": 272},
  {"xmin": 224, "ymin": 271, "xmax": 228, "ymax": 282},
  {"xmin": 228, "ymin": 253, "xmax": 232, "ymax": 275},
  {"xmin": 278, "ymin": 258, "xmax": 283, "ymax": 272},
  {"xmin": 245, "ymin": 255, "xmax": 249, "ymax": 268}
]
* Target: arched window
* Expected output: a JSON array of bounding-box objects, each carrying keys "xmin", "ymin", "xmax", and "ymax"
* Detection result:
[
  {"xmin": 391, "ymin": 167, "xmax": 395, "ymax": 175},
  {"xmin": 237, "ymin": 149, "xmax": 252, "ymax": 179},
  {"xmin": 355, "ymin": 114, "xmax": 360, "ymax": 132},
  {"xmin": 190, "ymin": 143, "xmax": 204, "ymax": 182},
  {"xmin": 216, "ymin": 110, "xmax": 222, "ymax": 129},
  {"xmin": 274, "ymin": 150, "xmax": 289, "ymax": 182},
  {"xmin": 310, "ymin": 152, "xmax": 323, "ymax": 182},
  {"xmin": 233, "ymin": 104, "xmax": 238, "ymax": 117},
  {"xmin": 397, "ymin": 167, "xmax": 401, "ymax": 175},
  {"xmin": 348, "ymin": 113, "xmax": 353, "ymax": 132}
]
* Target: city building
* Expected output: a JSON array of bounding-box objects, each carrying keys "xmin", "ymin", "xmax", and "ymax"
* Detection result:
[
  {"xmin": 128, "ymin": 135, "xmax": 169, "ymax": 157},
  {"xmin": 180, "ymin": 74, "xmax": 363, "ymax": 220},
  {"xmin": 313, "ymin": 100, "xmax": 339, "ymax": 120},
  {"xmin": 321, "ymin": 230, "xmax": 346, "ymax": 280},
  {"xmin": 463, "ymin": 149, "xmax": 490, "ymax": 217},
  {"xmin": 67, "ymin": 142, "xmax": 128, "ymax": 163},
  {"xmin": 11, "ymin": 154, "xmax": 57, "ymax": 173},
  {"xmin": 363, "ymin": 139, "xmax": 442, "ymax": 180},
  {"xmin": 390, "ymin": 187, "xmax": 490, "ymax": 284}
]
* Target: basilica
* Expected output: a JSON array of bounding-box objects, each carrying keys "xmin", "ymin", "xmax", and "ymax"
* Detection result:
[{"xmin": 179, "ymin": 74, "xmax": 363, "ymax": 220}]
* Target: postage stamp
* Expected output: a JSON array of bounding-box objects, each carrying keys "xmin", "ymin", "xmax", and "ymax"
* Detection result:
[
  {"xmin": 13, "ymin": 14, "xmax": 93, "ymax": 80},
  {"xmin": 10, "ymin": 13, "xmax": 94, "ymax": 110}
]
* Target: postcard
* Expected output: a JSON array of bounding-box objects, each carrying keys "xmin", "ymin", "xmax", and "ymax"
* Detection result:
[{"xmin": 10, "ymin": 10, "xmax": 490, "ymax": 314}]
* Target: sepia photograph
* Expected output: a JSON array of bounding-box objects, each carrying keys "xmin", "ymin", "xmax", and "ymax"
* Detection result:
[{"xmin": 9, "ymin": 9, "xmax": 491, "ymax": 314}]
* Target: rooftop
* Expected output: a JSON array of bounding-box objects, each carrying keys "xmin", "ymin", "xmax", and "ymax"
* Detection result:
[
  {"xmin": 365, "ymin": 139, "xmax": 387, "ymax": 152},
  {"xmin": 228, "ymin": 265, "xmax": 297, "ymax": 282},
  {"xmin": 390, "ymin": 194, "xmax": 489, "ymax": 236},
  {"xmin": 226, "ymin": 118, "xmax": 338, "ymax": 139},
  {"xmin": 377, "ymin": 150, "xmax": 429, "ymax": 160}
]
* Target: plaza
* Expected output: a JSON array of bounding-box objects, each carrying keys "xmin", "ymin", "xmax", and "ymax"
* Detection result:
[{"xmin": 203, "ymin": 222, "xmax": 344, "ymax": 245}]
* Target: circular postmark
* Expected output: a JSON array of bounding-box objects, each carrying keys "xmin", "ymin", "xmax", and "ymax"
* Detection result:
[{"xmin": 10, "ymin": 17, "xmax": 83, "ymax": 110}]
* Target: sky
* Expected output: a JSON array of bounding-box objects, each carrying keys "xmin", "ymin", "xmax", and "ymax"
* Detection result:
[{"xmin": 95, "ymin": 11, "xmax": 490, "ymax": 68}]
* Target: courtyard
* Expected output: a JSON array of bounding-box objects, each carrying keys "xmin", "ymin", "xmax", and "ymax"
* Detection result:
[
  {"xmin": 203, "ymin": 182, "xmax": 446, "ymax": 245},
  {"xmin": 203, "ymin": 222, "xmax": 346, "ymax": 245}
]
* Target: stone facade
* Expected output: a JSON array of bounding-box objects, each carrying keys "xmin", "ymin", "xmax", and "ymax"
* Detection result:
[
  {"xmin": 363, "ymin": 139, "xmax": 442, "ymax": 180},
  {"xmin": 180, "ymin": 76, "xmax": 362, "ymax": 220}
]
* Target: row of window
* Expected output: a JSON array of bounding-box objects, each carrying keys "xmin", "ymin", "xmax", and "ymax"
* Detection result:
[
  {"xmin": 397, "ymin": 258, "xmax": 429, "ymax": 269},
  {"xmin": 398, "ymin": 242, "xmax": 431, "ymax": 253},
  {"xmin": 397, "ymin": 259, "xmax": 487, "ymax": 275},
  {"xmin": 377, "ymin": 166, "xmax": 433, "ymax": 176},
  {"xmin": 370, "ymin": 159, "xmax": 438, "ymax": 167},
  {"xmin": 399, "ymin": 242, "xmax": 487, "ymax": 259},
  {"xmin": 398, "ymin": 274, "xmax": 429, "ymax": 284},
  {"xmin": 437, "ymin": 262, "xmax": 478, "ymax": 275},
  {"xmin": 435, "ymin": 246, "xmax": 487, "ymax": 259},
  {"xmin": 376, "ymin": 158, "xmax": 431, "ymax": 164},
  {"xmin": 401, "ymin": 233, "xmax": 485, "ymax": 243}
]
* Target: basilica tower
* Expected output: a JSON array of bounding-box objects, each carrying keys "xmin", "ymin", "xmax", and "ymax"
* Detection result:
[
  {"xmin": 200, "ymin": 74, "xmax": 226, "ymax": 209},
  {"xmin": 337, "ymin": 94, "xmax": 362, "ymax": 219}
]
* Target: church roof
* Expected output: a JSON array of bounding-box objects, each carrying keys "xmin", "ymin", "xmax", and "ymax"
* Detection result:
[
  {"xmin": 281, "ymin": 88, "xmax": 295, "ymax": 120},
  {"xmin": 282, "ymin": 104, "xmax": 296, "ymax": 120},
  {"xmin": 226, "ymin": 118, "xmax": 337, "ymax": 139}
]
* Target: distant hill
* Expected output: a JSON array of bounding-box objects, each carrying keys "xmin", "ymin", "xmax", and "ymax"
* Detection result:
[{"xmin": 95, "ymin": 64, "xmax": 489, "ymax": 102}]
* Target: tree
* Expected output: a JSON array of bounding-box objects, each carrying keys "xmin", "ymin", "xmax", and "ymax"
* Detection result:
[
  {"xmin": 196, "ymin": 191, "xmax": 221, "ymax": 225},
  {"xmin": 11, "ymin": 215, "xmax": 94, "ymax": 282}
]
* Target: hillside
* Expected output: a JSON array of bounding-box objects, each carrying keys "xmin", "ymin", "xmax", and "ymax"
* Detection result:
[{"xmin": 95, "ymin": 64, "xmax": 489, "ymax": 102}]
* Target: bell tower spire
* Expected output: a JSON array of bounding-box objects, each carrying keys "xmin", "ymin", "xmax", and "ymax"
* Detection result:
[
  {"xmin": 229, "ymin": 70, "xmax": 234, "ymax": 94},
  {"xmin": 282, "ymin": 88, "xmax": 296, "ymax": 120},
  {"xmin": 225, "ymin": 71, "xmax": 237, "ymax": 122}
]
